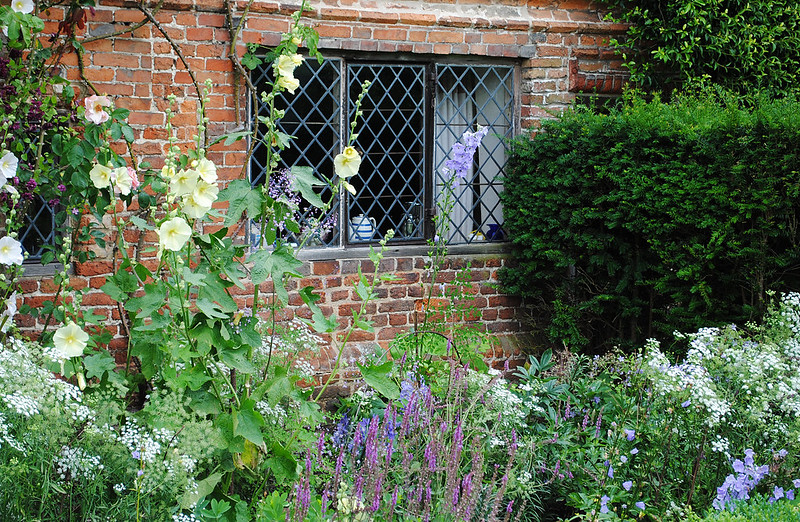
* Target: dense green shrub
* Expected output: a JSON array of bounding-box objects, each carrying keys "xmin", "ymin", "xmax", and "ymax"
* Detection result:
[
  {"xmin": 692, "ymin": 497, "xmax": 800, "ymax": 522},
  {"xmin": 603, "ymin": 0, "xmax": 800, "ymax": 96},
  {"xmin": 500, "ymin": 92, "xmax": 800, "ymax": 351}
]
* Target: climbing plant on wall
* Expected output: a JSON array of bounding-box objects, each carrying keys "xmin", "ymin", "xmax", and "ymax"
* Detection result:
[{"xmin": 603, "ymin": 0, "xmax": 800, "ymax": 96}]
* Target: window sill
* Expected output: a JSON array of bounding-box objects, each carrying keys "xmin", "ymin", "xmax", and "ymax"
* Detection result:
[
  {"xmin": 296, "ymin": 241, "xmax": 511, "ymax": 262},
  {"xmin": 19, "ymin": 262, "xmax": 62, "ymax": 278}
]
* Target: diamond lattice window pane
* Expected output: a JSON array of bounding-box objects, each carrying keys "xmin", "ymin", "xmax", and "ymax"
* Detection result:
[
  {"xmin": 347, "ymin": 64, "xmax": 427, "ymax": 243},
  {"xmin": 434, "ymin": 65, "xmax": 514, "ymax": 244},
  {"xmin": 251, "ymin": 58, "xmax": 342, "ymax": 246},
  {"xmin": 18, "ymin": 194, "xmax": 56, "ymax": 259}
]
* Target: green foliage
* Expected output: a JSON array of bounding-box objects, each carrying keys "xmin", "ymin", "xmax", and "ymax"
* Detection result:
[
  {"xmin": 698, "ymin": 497, "xmax": 800, "ymax": 521},
  {"xmin": 501, "ymin": 91, "xmax": 800, "ymax": 351},
  {"xmin": 603, "ymin": 0, "xmax": 800, "ymax": 96}
]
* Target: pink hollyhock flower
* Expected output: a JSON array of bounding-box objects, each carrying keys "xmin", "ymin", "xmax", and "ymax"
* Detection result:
[{"xmin": 84, "ymin": 95, "xmax": 111, "ymax": 125}]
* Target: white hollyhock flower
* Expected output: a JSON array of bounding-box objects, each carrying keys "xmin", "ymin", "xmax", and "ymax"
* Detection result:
[
  {"xmin": 334, "ymin": 146, "xmax": 361, "ymax": 179},
  {"xmin": 11, "ymin": 0, "xmax": 33, "ymax": 14},
  {"xmin": 181, "ymin": 193, "xmax": 211, "ymax": 220},
  {"xmin": 158, "ymin": 217, "xmax": 192, "ymax": 252},
  {"xmin": 192, "ymin": 180, "xmax": 219, "ymax": 208},
  {"xmin": 0, "ymin": 151, "xmax": 18, "ymax": 188},
  {"xmin": 170, "ymin": 169, "xmax": 199, "ymax": 197},
  {"xmin": 0, "ymin": 236, "xmax": 23, "ymax": 265},
  {"xmin": 113, "ymin": 167, "xmax": 132, "ymax": 196},
  {"xmin": 89, "ymin": 163, "xmax": 113, "ymax": 189},
  {"xmin": 276, "ymin": 75, "xmax": 300, "ymax": 94},
  {"xmin": 195, "ymin": 158, "xmax": 217, "ymax": 183},
  {"xmin": 53, "ymin": 322, "xmax": 89, "ymax": 358},
  {"xmin": 0, "ymin": 292, "xmax": 16, "ymax": 332}
]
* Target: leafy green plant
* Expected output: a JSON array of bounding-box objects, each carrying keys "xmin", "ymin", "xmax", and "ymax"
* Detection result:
[
  {"xmin": 602, "ymin": 0, "xmax": 800, "ymax": 97},
  {"xmin": 501, "ymin": 90, "xmax": 800, "ymax": 352}
]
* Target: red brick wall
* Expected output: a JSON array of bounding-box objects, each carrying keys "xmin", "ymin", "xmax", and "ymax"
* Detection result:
[{"xmin": 19, "ymin": 0, "xmax": 627, "ymax": 371}]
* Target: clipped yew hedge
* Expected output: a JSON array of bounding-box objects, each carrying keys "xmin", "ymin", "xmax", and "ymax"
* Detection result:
[{"xmin": 500, "ymin": 92, "xmax": 800, "ymax": 352}]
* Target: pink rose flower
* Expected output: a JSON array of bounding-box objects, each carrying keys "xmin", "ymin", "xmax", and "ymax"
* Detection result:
[{"xmin": 84, "ymin": 94, "xmax": 111, "ymax": 125}]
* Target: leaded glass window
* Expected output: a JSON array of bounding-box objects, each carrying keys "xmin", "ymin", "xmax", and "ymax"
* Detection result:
[{"xmin": 251, "ymin": 56, "xmax": 516, "ymax": 247}]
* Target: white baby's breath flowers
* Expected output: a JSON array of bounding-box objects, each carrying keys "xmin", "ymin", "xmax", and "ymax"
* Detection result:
[
  {"xmin": 2, "ymin": 391, "xmax": 39, "ymax": 417},
  {"xmin": 0, "ymin": 236, "xmax": 23, "ymax": 266},
  {"xmin": 55, "ymin": 446, "xmax": 104, "ymax": 481},
  {"xmin": 53, "ymin": 322, "xmax": 89, "ymax": 358}
]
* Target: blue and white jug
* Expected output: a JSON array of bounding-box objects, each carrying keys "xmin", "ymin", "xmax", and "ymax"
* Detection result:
[{"xmin": 349, "ymin": 214, "xmax": 376, "ymax": 242}]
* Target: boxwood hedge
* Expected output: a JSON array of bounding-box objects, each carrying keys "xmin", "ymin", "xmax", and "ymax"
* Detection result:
[{"xmin": 500, "ymin": 92, "xmax": 800, "ymax": 352}]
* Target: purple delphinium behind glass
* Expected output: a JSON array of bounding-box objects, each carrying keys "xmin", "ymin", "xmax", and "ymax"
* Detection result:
[{"xmin": 444, "ymin": 126, "xmax": 490, "ymax": 186}]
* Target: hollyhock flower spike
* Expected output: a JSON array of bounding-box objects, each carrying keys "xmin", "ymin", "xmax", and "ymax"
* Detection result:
[
  {"xmin": 53, "ymin": 322, "xmax": 89, "ymax": 358},
  {"xmin": 0, "ymin": 236, "xmax": 23, "ymax": 265},
  {"xmin": 84, "ymin": 95, "xmax": 111, "ymax": 125}
]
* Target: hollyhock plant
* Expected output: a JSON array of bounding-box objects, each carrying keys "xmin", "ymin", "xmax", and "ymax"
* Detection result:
[{"xmin": 89, "ymin": 163, "xmax": 113, "ymax": 189}]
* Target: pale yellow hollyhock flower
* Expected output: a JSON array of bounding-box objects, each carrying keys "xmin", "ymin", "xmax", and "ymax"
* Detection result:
[
  {"xmin": 277, "ymin": 75, "xmax": 300, "ymax": 94},
  {"xmin": 53, "ymin": 322, "xmax": 89, "ymax": 358},
  {"xmin": 334, "ymin": 146, "xmax": 361, "ymax": 179},
  {"xmin": 192, "ymin": 180, "xmax": 219, "ymax": 208},
  {"xmin": 158, "ymin": 217, "xmax": 192, "ymax": 252},
  {"xmin": 170, "ymin": 169, "xmax": 199, "ymax": 197},
  {"xmin": 161, "ymin": 165, "xmax": 176, "ymax": 181},
  {"xmin": 195, "ymin": 158, "xmax": 217, "ymax": 183},
  {"xmin": 89, "ymin": 163, "xmax": 113, "ymax": 189},
  {"xmin": 181, "ymin": 193, "xmax": 211, "ymax": 220},
  {"xmin": 276, "ymin": 54, "xmax": 303, "ymax": 76},
  {"xmin": 113, "ymin": 166, "xmax": 132, "ymax": 195},
  {"xmin": 11, "ymin": 0, "xmax": 34, "ymax": 14}
]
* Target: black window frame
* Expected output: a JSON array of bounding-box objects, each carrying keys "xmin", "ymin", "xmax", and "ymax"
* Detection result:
[{"xmin": 249, "ymin": 52, "xmax": 519, "ymax": 248}]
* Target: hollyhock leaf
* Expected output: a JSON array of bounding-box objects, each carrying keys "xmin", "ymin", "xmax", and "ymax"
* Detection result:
[
  {"xmin": 234, "ymin": 400, "xmax": 265, "ymax": 446},
  {"xmin": 219, "ymin": 179, "xmax": 264, "ymax": 226},
  {"xmin": 266, "ymin": 441, "xmax": 299, "ymax": 483},
  {"xmin": 181, "ymin": 472, "xmax": 223, "ymax": 511},
  {"xmin": 290, "ymin": 165, "xmax": 325, "ymax": 209},
  {"xmin": 358, "ymin": 361, "xmax": 400, "ymax": 400},
  {"xmin": 83, "ymin": 351, "xmax": 117, "ymax": 380}
]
